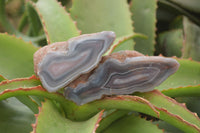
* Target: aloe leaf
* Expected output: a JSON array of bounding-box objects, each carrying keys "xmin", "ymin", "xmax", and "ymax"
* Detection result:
[
  {"xmin": 157, "ymin": 29, "xmax": 183, "ymax": 57},
  {"xmin": 0, "ymin": 0, "xmax": 15, "ymax": 33},
  {"xmin": 102, "ymin": 114, "xmax": 163, "ymax": 133},
  {"xmin": 168, "ymin": 0, "xmax": 200, "ymax": 13},
  {"xmin": 162, "ymin": 85, "xmax": 200, "ymax": 98},
  {"xmin": 182, "ymin": 17, "xmax": 200, "ymax": 61},
  {"xmin": 0, "ymin": 75, "xmax": 6, "ymax": 82},
  {"xmin": 0, "ymin": 33, "xmax": 38, "ymax": 79},
  {"xmin": 32, "ymin": 99, "xmax": 103, "ymax": 133},
  {"xmin": 0, "ymin": 77, "xmax": 199, "ymax": 132},
  {"xmin": 0, "ymin": 77, "xmax": 159, "ymax": 121},
  {"xmin": 155, "ymin": 120, "xmax": 183, "ymax": 133},
  {"xmin": 0, "ymin": 76, "xmax": 41, "ymax": 98},
  {"xmin": 0, "ymin": 97, "xmax": 35, "ymax": 133},
  {"xmin": 156, "ymin": 58, "xmax": 200, "ymax": 90},
  {"xmin": 66, "ymin": 94, "xmax": 160, "ymax": 121},
  {"xmin": 70, "ymin": 0, "xmax": 134, "ymax": 51},
  {"xmin": 66, "ymin": 90, "xmax": 200, "ymax": 132},
  {"xmin": 0, "ymin": 76, "xmax": 65, "ymax": 102},
  {"xmin": 18, "ymin": 11, "xmax": 28, "ymax": 32},
  {"xmin": 0, "ymin": 76, "xmax": 72, "ymax": 113},
  {"xmin": 176, "ymin": 97, "xmax": 200, "ymax": 116},
  {"xmin": 158, "ymin": 0, "xmax": 200, "ymax": 26},
  {"xmin": 32, "ymin": 0, "xmax": 80, "ymax": 44},
  {"xmin": 16, "ymin": 95, "xmax": 39, "ymax": 114},
  {"xmin": 130, "ymin": 0, "xmax": 157, "ymax": 55},
  {"xmin": 105, "ymin": 33, "xmax": 147, "ymax": 55},
  {"xmin": 97, "ymin": 110, "xmax": 129, "ymax": 133},
  {"xmin": 137, "ymin": 91, "xmax": 200, "ymax": 133},
  {"xmin": 26, "ymin": 2, "xmax": 42, "ymax": 36}
]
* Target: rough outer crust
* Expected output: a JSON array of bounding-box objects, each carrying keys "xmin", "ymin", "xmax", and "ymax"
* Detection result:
[{"xmin": 34, "ymin": 41, "xmax": 69, "ymax": 74}]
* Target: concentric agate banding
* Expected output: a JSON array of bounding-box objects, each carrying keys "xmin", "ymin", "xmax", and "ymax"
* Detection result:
[{"xmin": 34, "ymin": 31, "xmax": 116, "ymax": 92}]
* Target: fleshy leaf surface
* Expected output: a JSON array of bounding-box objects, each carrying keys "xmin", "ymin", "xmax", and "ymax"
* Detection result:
[
  {"xmin": 102, "ymin": 114, "xmax": 163, "ymax": 133},
  {"xmin": 33, "ymin": 0, "xmax": 80, "ymax": 44},
  {"xmin": 0, "ymin": 97, "xmax": 35, "ymax": 133},
  {"xmin": 32, "ymin": 99, "xmax": 103, "ymax": 133},
  {"xmin": 1, "ymin": 77, "xmax": 200, "ymax": 132},
  {"xmin": 130, "ymin": 0, "xmax": 157, "ymax": 55},
  {"xmin": 0, "ymin": 75, "xmax": 6, "ymax": 82},
  {"xmin": 16, "ymin": 95, "xmax": 39, "ymax": 114},
  {"xmin": 0, "ymin": 33, "xmax": 37, "ymax": 79},
  {"xmin": 182, "ymin": 17, "xmax": 200, "ymax": 61},
  {"xmin": 155, "ymin": 120, "xmax": 183, "ymax": 133},
  {"xmin": 0, "ymin": 76, "xmax": 66, "ymax": 104},
  {"xmin": 168, "ymin": 0, "xmax": 200, "ymax": 13},
  {"xmin": 137, "ymin": 91, "xmax": 200, "ymax": 133},
  {"xmin": 97, "ymin": 110, "xmax": 129, "ymax": 133},
  {"xmin": 65, "ymin": 90, "xmax": 200, "ymax": 133},
  {"xmin": 70, "ymin": 0, "xmax": 134, "ymax": 51},
  {"xmin": 157, "ymin": 29, "xmax": 183, "ymax": 57},
  {"xmin": 162, "ymin": 85, "xmax": 200, "ymax": 97},
  {"xmin": 26, "ymin": 2, "xmax": 42, "ymax": 37}
]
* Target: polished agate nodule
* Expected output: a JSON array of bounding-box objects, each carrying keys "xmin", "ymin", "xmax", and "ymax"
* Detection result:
[
  {"xmin": 34, "ymin": 31, "xmax": 116, "ymax": 92},
  {"xmin": 64, "ymin": 52, "xmax": 179, "ymax": 105},
  {"xmin": 34, "ymin": 31, "xmax": 180, "ymax": 105}
]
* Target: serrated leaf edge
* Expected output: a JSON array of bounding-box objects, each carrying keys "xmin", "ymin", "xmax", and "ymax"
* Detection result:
[
  {"xmin": 31, "ymin": 0, "xmax": 81, "ymax": 44},
  {"xmin": 150, "ymin": 90, "xmax": 200, "ymax": 132},
  {"xmin": 0, "ymin": 32, "xmax": 38, "ymax": 49},
  {"xmin": 0, "ymin": 75, "xmax": 39, "ymax": 86}
]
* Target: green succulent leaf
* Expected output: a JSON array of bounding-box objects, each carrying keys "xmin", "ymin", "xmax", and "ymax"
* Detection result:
[
  {"xmin": 26, "ymin": 2, "xmax": 42, "ymax": 37},
  {"xmin": 155, "ymin": 120, "xmax": 183, "ymax": 133},
  {"xmin": 0, "ymin": 76, "xmax": 199, "ymax": 132},
  {"xmin": 0, "ymin": 76, "xmax": 66, "ymax": 103},
  {"xmin": 162, "ymin": 85, "xmax": 200, "ymax": 98},
  {"xmin": 0, "ymin": 33, "xmax": 37, "ymax": 79},
  {"xmin": 102, "ymin": 114, "xmax": 163, "ymax": 133},
  {"xmin": 65, "ymin": 90, "xmax": 200, "ymax": 133},
  {"xmin": 0, "ymin": 0, "xmax": 15, "ymax": 33},
  {"xmin": 0, "ymin": 97, "xmax": 35, "ymax": 133},
  {"xmin": 65, "ymin": 93, "xmax": 160, "ymax": 121},
  {"xmin": 158, "ymin": 0, "xmax": 200, "ymax": 27},
  {"xmin": 130, "ymin": 0, "xmax": 157, "ymax": 55},
  {"xmin": 182, "ymin": 17, "xmax": 200, "ymax": 61},
  {"xmin": 0, "ymin": 75, "xmax": 6, "ymax": 82},
  {"xmin": 16, "ymin": 95, "xmax": 39, "ymax": 114},
  {"xmin": 168, "ymin": 0, "xmax": 200, "ymax": 13},
  {"xmin": 70, "ymin": 0, "xmax": 134, "ymax": 52},
  {"xmin": 175, "ymin": 97, "xmax": 200, "ymax": 118},
  {"xmin": 18, "ymin": 11, "xmax": 29, "ymax": 32},
  {"xmin": 137, "ymin": 91, "xmax": 200, "ymax": 133},
  {"xmin": 32, "ymin": 0, "xmax": 80, "ymax": 44},
  {"xmin": 32, "ymin": 99, "xmax": 103, "ymax": 133},
  {"xmin": 157, "ymin": 29, "xmax": 183, "ymax": 57},
  {"xmin": 97, "ymin": 110, "xmax": 129, "ymax": 133},
  {"xmin": 105, "ymin": 33, "xmax": 146, "ymax": 55}
]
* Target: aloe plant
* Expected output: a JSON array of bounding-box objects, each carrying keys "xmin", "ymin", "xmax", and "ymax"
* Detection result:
[{"xmin": 0, "ymin": 0, "xmax": 200, "ymax": 133}]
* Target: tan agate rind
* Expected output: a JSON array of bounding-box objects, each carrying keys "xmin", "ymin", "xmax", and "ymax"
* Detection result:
[{"xmin": 34, "ymin": 41, "xmax": 69, "ymax": 74}]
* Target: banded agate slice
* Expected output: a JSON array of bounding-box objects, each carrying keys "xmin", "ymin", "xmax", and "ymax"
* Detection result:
[
  {"xmin": 65, "ymin": 52, "xmax": 179, "ymax": 105},
  {"xmin": 34, "ymin": 31, "xmax": 115, "ymax": 92}
]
